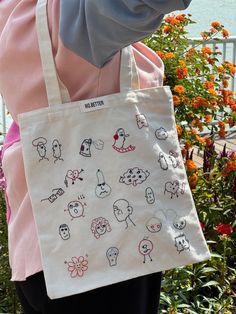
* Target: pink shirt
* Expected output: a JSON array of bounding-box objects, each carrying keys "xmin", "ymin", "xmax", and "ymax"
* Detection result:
[{"xmin": 0, "ymin": 0, "xmax": 163, "ymax": 280}]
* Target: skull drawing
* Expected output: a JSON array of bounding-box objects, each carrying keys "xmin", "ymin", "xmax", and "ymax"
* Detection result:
[{"xmin": 106, "ymin": 247, "xmax": 119, "ymax": 266}]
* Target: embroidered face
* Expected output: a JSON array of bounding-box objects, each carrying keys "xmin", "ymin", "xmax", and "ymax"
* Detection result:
[
  {"xmin": 138, "ymin": 238, "xmax": 154, "ymax": 256},
  {"xmin": 67, "ymin": 201, "xmax": 85, "ymax": 218},
  {"xmin": 113, "ymin": 199, "xmax": 133, "ymax": 222},
  {"xmin": 59, "ymin": 224, "xmax": 70, "ymax": 240},
  {"xmin": 136, "ymin": 114, "xmax": 148, "ymax": 129},
  {"xmin": 91, "ymin": 217, "xmax": 112, "ymax": 239},
  {"xmin": 145, "ymin": 187, "xmax": 155, "ymax": 204},
  {"xmin": 80, "ymin": 138, "xmax": 92, "ymax": 157},
  {"xmin": 106, "ymin": 247, "xmax": 119, "ymax": 266},
  {"xmin": 95, "ymin": 169, "xmax": 111, "ymax": 198},
  {"xmin": 173, "ymin": 217, "xmax": 186, "ymax": 230},
  {"xmin": 155, "ymin": 127, "xmax": 168, "ymax": 140},
  {"xmin": 175, "ymin": 234, "xmax": 190, "ymax": 253},
  {"xmin": 146, "ymin": 217, "xmax": 162, "ymax": 233}
]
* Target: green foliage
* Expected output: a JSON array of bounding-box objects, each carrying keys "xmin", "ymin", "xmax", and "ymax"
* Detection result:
[{"xmin": 0, "ymin": 193, "xmax": 21, "ymax": 314}]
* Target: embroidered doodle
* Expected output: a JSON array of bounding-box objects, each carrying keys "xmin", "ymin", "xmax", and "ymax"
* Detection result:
[
  {"xmin": 95, "ymin": 169, "xmax": 112, "ymax": 198},
  {"xmin": 138, "ymin": 237, "xmax": 153, "ymax": 263},
  {"xmin": 155, "ymin": 127, "xmax": 168, "ymax": 140},
  {"xmin": 106, "ymin": 247, "xmax": 119, "ymax": 267},
  {"xmin": 52, "ymin": 139, "xmax": 64, "ymax": 163},
  {"xmin": 173, "ymin": 216, "xmax": 186, "ymax": 230},
  {"xmin": 145, "ymin": 187, "xmax": 155, "ymax": 204},
  {"xmin": 59, "ymin": 224, "xmax": 70, "ymax": 240},
  {"xmin": 146, "ymin": 217, "xmax": 162, "ymax": 233},
  {"xmin": 64, "ymin": 169, "xmax": 84, "ymax": 187},
  {"xmin": 79, "ymin": 138, "xmax": 92, "ymax": 157},
  {"xmin": 136, "ymin": 114, "xmax": 149, "ymax": 129},
  {"xmin": 65, "ymin": 198, "xmax": 86, "ymax": 219},
  {"xmin": 119, "ymin": 167, "xmax": 150, "ymax": 187},
  {"xmin": 158, "ymin": 152, "xmax": 168, "ymax": 170},
  {"xmin": 79, "ymin": 138, "xmax": 104, "ymax": 157},
  {"xmin": 175, "ymin": 234, "xmax": 190, "ymax": 253},
  {"xmin": 164, "ymin": 180, "xmax": 185, "ymax": 199},
  {"xmin": 168, "ymin": 150, "xmax": 180, "ymax": 168},
  {"xmin": 41, "ymin": 188, "xmax": 65, "ymax": 203},
  {"xmin": 91, "ymin": 217, "xmax": 112, "ymax": 239},
  {"xmin": 32, "ymin": 137, "xmax": 49, "ymax": 162},
  {"xmin": 113, "ymin": 199, "xmax": 136, "ymax": 229},
  {"xmin": 112, "ymin": 128, "xmax": 136, "ymax": 153},
  {"xmin": 66, "ymin": 256, "xmax": 88, "ymax": 278}
]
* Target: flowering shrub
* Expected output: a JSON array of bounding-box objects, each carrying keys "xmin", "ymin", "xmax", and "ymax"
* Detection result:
[{"xmin": 144, "ymin": 15, "xmax": 236, "ymax": 313}]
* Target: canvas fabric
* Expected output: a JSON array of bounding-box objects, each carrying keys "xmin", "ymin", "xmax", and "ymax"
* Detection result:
[{"xmin": 18, "ymin": 0, "xmax": 210, "ymax": 299}]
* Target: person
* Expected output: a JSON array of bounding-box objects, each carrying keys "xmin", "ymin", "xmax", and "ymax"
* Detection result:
[{"xmin": 0, "ymin": 1, "xmax": 192, "ymax": 313}]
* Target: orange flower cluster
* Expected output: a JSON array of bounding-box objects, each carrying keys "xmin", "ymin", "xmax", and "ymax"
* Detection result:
[
  {"xmin": 174, "ymin": 85, "xmax": 185, "ymax": 94},
  {"xmin": 165, "ymin": 14, "xmax": 186, "ymax": 25},
  {"xmin": 211, "ymin": 21, "xmax": 221, "ymax": 29},
  {"xmin": 186, "ymin": 159, "xmax": 198, "ymax": 172},
  {"xmin": 222, "ymin": 160, "xmax": 236, "ymax": 176},
  {"xmin": 191, "ymin": 96, "xmax": 209, "ymax": 109},
  {"xmin": 176, "ymin": 66, "xmax": 188, "ymax": 79},
  {"xmin": 176, "ymin": 124, "xmax": 183, "ymax": 136},
  {"xmin": 173, "ymin": 95, "xmax": 180, "ymax": 106},
  {"xmin": 224, "ymin": 61, "xmax": 236, "ymax": 75},
  {"xmin": 218, "ymin": 121, "xmax": 226, "ymax": 138},
  {"xmin": 201, "ymin": 47, "xmax": 212, "ymax": 55},
  {"xmin": 204, "ymin": 114, "xmax": 212, "ymax": 124},
  {"xmin": 222, "ymin": 28, "xmax": 229, "ymax": 39},
  {"xmin": 156, "ymin": 51, "xmax": 164, "ymax": 59},
  {"xmin": 164, "ymin": 52, "xmax": 175, "ymax": 59},
  {"xmin": 188, "ymin": 173, "xmax": 198, "ymax": 189}
]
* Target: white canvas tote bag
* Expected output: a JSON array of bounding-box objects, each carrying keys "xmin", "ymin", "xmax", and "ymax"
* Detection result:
[{"xmin": 18, "ymin": 0, "xmax": 210, "ymax": 299}]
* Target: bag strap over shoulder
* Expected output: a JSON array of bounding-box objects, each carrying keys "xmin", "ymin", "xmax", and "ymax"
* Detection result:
[{"xmin": 36, "ymin": 0, "xmax": 140, "ymax": 107}]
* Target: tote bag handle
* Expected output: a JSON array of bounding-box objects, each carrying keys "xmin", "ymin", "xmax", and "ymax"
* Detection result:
[{"xmin": 35, "ymin": 0, "xmax": 140, "ymax": 107}]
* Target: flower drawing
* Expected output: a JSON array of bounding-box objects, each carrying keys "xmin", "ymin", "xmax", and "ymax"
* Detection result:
[{"xmin": 67, "ymin": 256, "xmax": 88, "ymax": 278}]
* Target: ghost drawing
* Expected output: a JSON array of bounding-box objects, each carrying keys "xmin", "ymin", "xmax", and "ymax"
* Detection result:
[{"xmin": 106, "ymin": 247, "xmax": 119, "ymax": 267}]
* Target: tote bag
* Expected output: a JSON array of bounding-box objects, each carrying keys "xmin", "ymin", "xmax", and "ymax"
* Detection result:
[{"xmin": 18, "ymin": 0, "xmax": 210, "ymax": 299}]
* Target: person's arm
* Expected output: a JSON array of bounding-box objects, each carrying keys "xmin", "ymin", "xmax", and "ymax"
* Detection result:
[{"xmin": 59, "ymin": 0, "xmax": 192, "ymax": 67}]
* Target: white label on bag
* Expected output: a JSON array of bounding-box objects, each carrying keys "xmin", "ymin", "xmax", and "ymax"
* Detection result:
[{"xmin": 80, "ymin": 99, "xmax": 109, "ymax": 113}]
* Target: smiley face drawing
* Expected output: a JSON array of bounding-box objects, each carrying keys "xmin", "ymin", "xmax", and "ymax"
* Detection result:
[{"xmin": 95, "ymin": 169, "xmax": 111, "ymax": 198}]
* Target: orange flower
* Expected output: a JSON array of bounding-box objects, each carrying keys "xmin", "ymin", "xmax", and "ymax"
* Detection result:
[
  {"xmin": 223, "ymin": 79, "xmax": 229, "ymax": 88},
  {"xmin": 204, "ymin": 81, "xmax": 214, "ymax": 89},
  {"xmin": 208, "ymin": 88, "xmax": 218, "ymax": 96},
  {"xmin": 218, "ymin": 129, "xmax": 225, "ymax": 138},
  {"xmin": 191, "ymin": 96, "xmax": 208, "ymax": 109},
  {"xmin": 165, "ymin": 52, "xmax": 175, "ymax": 59},
  {"xmin": 176, "ymin": 125, "xmax": 183, "ymax": 136},
  {"xmin": 186, "ymin": 160, "xmax": 197, "ymax": 172},
  {"xmin": 176, "ymin": 66, "xmax": 188, "ymax": 79},
  {"xmin": 201, "ymin": 47, "xmax": 212, "ymax": 55},
  {"xmin": 173, "ymin": 95, "xmax": 180, "ymax": 106},
  {"xmin": 207, "ymin": 58, "xmax": 215, "ymax": 65},
  {"xmin": 175, "ymin": 14, "xmax": 185, "ymax": 21},
  {"xmin": 228, "ymin": 117, "xmax": 235, "ymax": 128},
  {"xmin": 204, "ymin": 114, "xmax": 212, "ymax": 124},
  {"xmin": 211, "ymin": 21, "xmax": 221, "ymax": 29},
  {"xmin": 156, "ymin": 51, "xmax": 165, "ymax": 59},
  {"xmin": 184, "ymin": 141, "xmax": 192, "ymax": 150},
  {"xmin": 222, "ymin": 28, "xmax": 229, "ymax": 38},
  {"xmin": 181, "ymin": 96, "xmax": 189, "ymax": 104},
  {"xmin": 179, "ymin": 60, "xmax": 186, "ymax": 67},
  {"xmin": 204, "ymin": 136, "xmax": 213, "ymax": 146},
  {"xmin": 196, "ymin": 135, "xmax": 206, "ymax": 144},
  {"xmin": 218, "ymin": 121, "xmax": 226, "ymax": 129},
  {"xmin": 189, "ymin": 173, "xmax": 198, "ymax": 189},
  {"xmin": 163, "ymin": 25, "xmax": 173, "ymax": 33},
  {"xmin": 222, "ymin": 160, "xmax": 236, "ymax": 176},
  {"xmin": 165, "ymin": 15, "xmax": 174, "ymax": 23},
  {"xmin": 174, "ymin": 85, "xmax": 186, "ymax": 94},
  {"xmin": 217, "ymin": 66, "xmax": 225, "ymax": 73}
]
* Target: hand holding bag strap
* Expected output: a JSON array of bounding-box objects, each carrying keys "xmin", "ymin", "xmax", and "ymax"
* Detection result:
[{"xmin": 36, "ymin": 0, "xmax": 70, "ymax": 105}]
